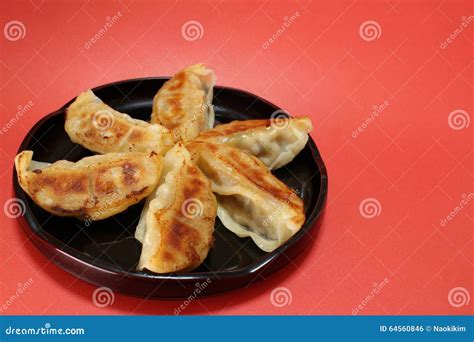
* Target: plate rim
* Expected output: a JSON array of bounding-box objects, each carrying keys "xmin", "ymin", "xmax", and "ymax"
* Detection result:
[{"xmin": 12, "ymin": 77, "xmax": 328, "ymax": 282}]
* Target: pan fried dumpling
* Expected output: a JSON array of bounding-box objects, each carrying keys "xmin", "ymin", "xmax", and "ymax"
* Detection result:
[
  {"xmin": 65, "ymin": 90, "xmax": 174, "ymax": 154},
  {"xmin": 194, "ymin": 116, "xmax": 313, "ymax": 170},
  {"xmin": 136, "ymin": 143, "xmax": 217, "ymax": 273},
  {"xmin": 151, "ymin": 64, "xmax": 215, "ymax": 141},
  {"xmin": 15, "ymin": 150, "xmax": 162, "ymax": 221},
  {"xmin": 186, "ymin": 141, "xmax": 305, "ymax": 252}
]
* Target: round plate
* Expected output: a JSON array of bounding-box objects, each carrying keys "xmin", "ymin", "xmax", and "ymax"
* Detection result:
[{"xmin": 13, "ymin": 78, "xmax": 328, "ymax": 298}]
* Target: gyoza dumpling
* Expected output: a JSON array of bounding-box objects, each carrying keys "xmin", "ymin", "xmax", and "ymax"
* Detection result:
[
  {"xmin": 194, "ymin": 116, "xmax": 313, "ymax": 170},
  {"xmin": 65, "ymin": 90, "xmax": 174, "ymax": 154},
  {"xmin": 151, "ymin": 64, "xmax": 215, "ymax": 141},
  {"xmin": 15, "ymin": 150, "xmax": 162, "ymax": 220},
  {"xmin": 186, "ymin": 141, "xmax": 305, "ymax": 252},
  {"xmin": 136, "ymin": 143, "xmax": 217, "ymax": 273}
]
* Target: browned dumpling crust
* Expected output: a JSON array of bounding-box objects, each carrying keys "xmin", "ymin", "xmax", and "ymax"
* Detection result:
[
  {"xmin": 193, "ymin": 116, "xmax": 313, "ymax": 170},
  {"xmin": 65, "ymin": 90, "xmax": 174, "ymax": 155},
  {"xmin": 15, "ymin": 150, "xmax": 162, "ymax": 221},
  {"xmin": 186, "ymin": 141, "xmax": 305, "ymax": 252},
  {"xmin": 151, "ymin": 64, "xmax": 215, "ymax": 141},
  {"xmin": 136, "ymin": 143, "xmax": 217, "ymax": 273}
]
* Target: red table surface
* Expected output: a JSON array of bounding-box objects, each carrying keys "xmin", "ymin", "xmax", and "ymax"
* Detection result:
[{"xmin": 0, "ymin": 0, "xmax": 472, "ymax": 316}]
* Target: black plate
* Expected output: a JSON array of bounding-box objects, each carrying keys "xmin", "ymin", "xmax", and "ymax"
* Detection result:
[{"xmin": 13, "ymin": 78, "xmax": 328, "ymax": 298}]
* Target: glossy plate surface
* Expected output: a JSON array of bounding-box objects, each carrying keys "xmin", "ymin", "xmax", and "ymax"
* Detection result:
[{"xmin": 13, "ymin": 78, "xmax": 328, "ymax": 298}]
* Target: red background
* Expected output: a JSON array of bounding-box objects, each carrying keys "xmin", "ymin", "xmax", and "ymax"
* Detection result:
[{"xmin": 0, "ymin": 0, "xmax": 472, "ymax": 315}]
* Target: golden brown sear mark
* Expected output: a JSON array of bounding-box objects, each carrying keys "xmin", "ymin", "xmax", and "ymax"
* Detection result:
[
  {"xmin": 121, "ymin": 162, "xmax": 139, "ymax": 185},
  {"xmin": 166, "ymin": 72, "xmax": 186, "ymax": 91},
  {"xmin": 126, "ymin": 187, "xmax": 148, "ymax": 198},
  {"xmin": 198, "ymin": 119, "xmax": 270, "ymax": 138},
  {"xmin": 212, "ymin": 145, "xmax": 302, "ymax": 212},
  {"xmin": 167, "ymin": 220, "xmax": 200, "ymax": 253},
  {"xmin": 51, "ymin": 205, "xmax": 87, "ymax": 218},
  {"xmin": 34, "ymin": 174, "xmax": 88, "ymax": 195}
]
